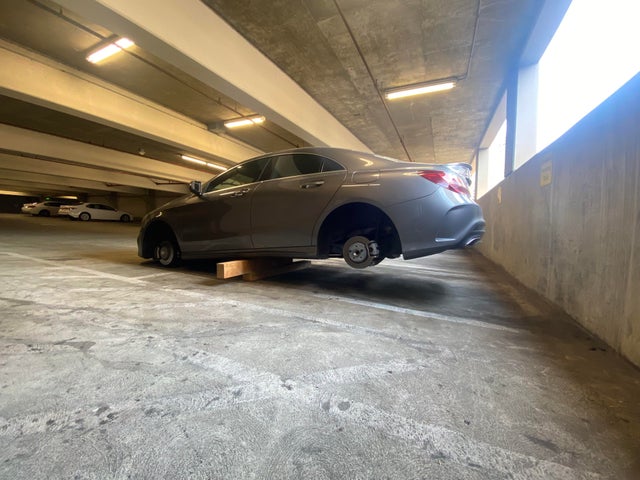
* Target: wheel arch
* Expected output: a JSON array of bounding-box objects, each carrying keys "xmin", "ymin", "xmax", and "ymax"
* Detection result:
[
  {"xmin": 316, "ymin": 202, "xmax": 402, "ymax": 258},
  {"xmin": 140, "ymin": 220, "xmax": 179, "ymax": 259}
]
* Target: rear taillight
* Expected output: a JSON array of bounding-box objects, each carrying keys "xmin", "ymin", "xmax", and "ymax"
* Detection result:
[{"xmin": 419, "ymin": 170, "xmax": 470, "ymax": 196}]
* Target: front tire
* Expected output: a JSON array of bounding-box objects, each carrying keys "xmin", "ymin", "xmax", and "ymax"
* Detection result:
[
  {"xmin": 38, "ymin": 210, "xmax": 50, "ymax": 217},
  {"xmin": 153, "ymin": 239, "xmax": 181, "ymax": 267},
  {"xmin": 120, "ymin": 214, "xmax": 131, "ymax": 222}
]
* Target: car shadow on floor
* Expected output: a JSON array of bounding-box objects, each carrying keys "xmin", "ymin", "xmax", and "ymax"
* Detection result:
[
  {"xmin": 172, "ymin": 258, "xmax": 459, "ymax": 318},
  {"xmin": 264, "ymin": 263, "xmax": 449, "ymax": 307}
]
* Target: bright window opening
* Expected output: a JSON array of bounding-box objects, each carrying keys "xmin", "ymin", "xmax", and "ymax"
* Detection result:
[
  {"xmin": 537, "ymin": 0, "xmax": 640, "ymax": 152},
  {"xmin": 486, "ymin": 120, "xmax": 507, "ymax": 194}
]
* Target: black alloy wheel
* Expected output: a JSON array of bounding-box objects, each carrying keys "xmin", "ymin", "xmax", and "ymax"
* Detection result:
[{"xmin": 153, "ymin": 239, "xmax": 180, "ymax": 267}]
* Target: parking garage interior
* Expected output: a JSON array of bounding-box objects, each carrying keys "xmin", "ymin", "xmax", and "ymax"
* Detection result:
[{"xmin": 1, "ymin": 1, "xmax": 639, "ymax": 479}]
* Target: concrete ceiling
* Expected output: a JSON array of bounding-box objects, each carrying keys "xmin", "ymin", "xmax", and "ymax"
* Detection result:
[{"xmin": 0, "ymin": 0, "xmax": 548, "ymax": 198}]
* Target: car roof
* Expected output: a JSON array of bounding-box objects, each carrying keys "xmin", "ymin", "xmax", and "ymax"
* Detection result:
[{"xmin": 244, "ymin": 146, "xmax": 412, "ymax": 171}]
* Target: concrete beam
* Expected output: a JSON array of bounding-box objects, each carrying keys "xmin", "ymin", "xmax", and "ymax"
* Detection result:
[
  {"xmin": 0, "ymin": 40, "xmax": 260, "ymax": 165},
  {"xmin": 0, "ymin": 167, "xmax": 145, "ymax": 195},
  {"xmin": 0, "ymin": 180, "xmax": 98, "ymax": 196},
  {"xmin": 1, "ymin": 124, "xmax": 210, "ymax": 191},
  {"xmin": 56, "ymin": 0, "xmax": 370, "ymax": 152},
  {"xmin": 0, "ymin": 153, "xmax": 187, "ymax": 194}
]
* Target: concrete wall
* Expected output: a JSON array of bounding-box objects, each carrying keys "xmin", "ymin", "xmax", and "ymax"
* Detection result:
[
  {"xmin": 477, "ymin": 72, "xmax": 640, "ymax": 367},
  {"xmin": 117, "ymin": 196, "xmax": 149, "ymax": 221},
  {"xmin": 0, "ymin": 195, "xmax": 39, "ymax": 213}
]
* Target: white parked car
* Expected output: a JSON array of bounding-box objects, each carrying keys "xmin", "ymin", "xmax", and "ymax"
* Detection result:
[
  {"xmin": 67, "ymin": 203, "xmax": 133, "ymax": 222},
  {"xmin": 30, "ymin": 201, "xmax": 66, "ymax": 217},
  {"xmin": 21, "ymin": 202, "xmax": 37, "ymax": 214},
  {"xmin": 57, "ymin": 204, "xmax": 79, "ymax": 217}
]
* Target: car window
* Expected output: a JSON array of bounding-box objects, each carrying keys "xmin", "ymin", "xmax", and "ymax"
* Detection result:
[
  {"xmin": 322, "ymin": 158, "xmax": 344, "ymax": 172},
  {"xmin": 269, "ymin": 154, "xmax": 321, "ymax": 179},
  {"xmin": 205, "ymin": 157, "xmax": 269, "ymax": 193},
  {"xmin": 268, "ymin": 154, "xmax": 342, "ymax": 180}
]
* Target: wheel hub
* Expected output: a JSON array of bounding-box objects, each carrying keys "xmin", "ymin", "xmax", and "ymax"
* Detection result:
[
  {"xmin": 159, "ymin": 245, "xmax": 171, "ymax": 261},
  {"xmin": 348, "ymin": 241, "xmax": 368, "ymax": 263},
  {"xmin": 342, "ymin": 235, "xmax": 380, "ymax": 269}
]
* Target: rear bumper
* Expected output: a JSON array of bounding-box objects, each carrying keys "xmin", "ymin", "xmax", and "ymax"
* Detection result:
[{"xmin": 387, "ymin": 190, "xmax": 485, "ymax": 260}]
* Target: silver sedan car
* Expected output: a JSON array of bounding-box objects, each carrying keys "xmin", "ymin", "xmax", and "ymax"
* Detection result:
[{"xmin": 138, "ymin": 147, "xmax": 485, "ymax": 269}]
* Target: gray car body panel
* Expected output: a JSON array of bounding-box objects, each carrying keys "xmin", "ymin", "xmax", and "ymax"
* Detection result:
[{"xmin": 138, "ymin": 147, "xmax": 485, "ymax": 263}]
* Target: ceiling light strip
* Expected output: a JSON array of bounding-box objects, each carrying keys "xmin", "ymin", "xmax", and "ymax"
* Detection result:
[
  {"xmin": 385, "ymin": 81, "xmax": 456, "ymax": 100},
  {"xmin": 181, "ymin": 155, "xmax": 227, "ymax": 171},
  {"xmin": 224, "ymin": 115, "xmax": 265, "ymax": 129},
  {"xmin": 86, "ymin": 37, "xmax": 135, "ymax": 64}
]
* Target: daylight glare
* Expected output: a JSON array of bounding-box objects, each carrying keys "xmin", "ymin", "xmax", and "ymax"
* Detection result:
[{"xmin": 537, "ymin": 0, "xmax": 640, "ymax": 151}]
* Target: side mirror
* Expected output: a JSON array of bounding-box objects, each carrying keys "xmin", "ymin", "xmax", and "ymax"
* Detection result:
[{"xmin": 189, "ymin": 180, "xmax": 203, "ymax": 196}]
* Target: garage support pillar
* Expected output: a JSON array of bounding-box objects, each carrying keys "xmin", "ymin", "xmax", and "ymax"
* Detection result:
[
  {"xmin": 505, "ymin": 64, "xmax": 539, "ymax": 177},
  {"xmin": 475, "ymin": 148, "xmax": 490, "ymax": 199},
  {"xmin": 145, "ymin": 190, "xmax": 156, "ymax": 213}
]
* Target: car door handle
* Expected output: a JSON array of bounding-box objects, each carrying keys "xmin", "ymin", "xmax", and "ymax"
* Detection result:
[
  {"xmin": 230, "ymin": 188, "xmax": 250, "ymax": 197},
  {"xmin": 300, "ymin": 181, "xmax": 325, "ymax": 189}
]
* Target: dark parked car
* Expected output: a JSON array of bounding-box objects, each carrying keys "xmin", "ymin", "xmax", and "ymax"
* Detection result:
[{"xmin": 138, "ymin": 147, "xmax": 485, "ymax": 269}]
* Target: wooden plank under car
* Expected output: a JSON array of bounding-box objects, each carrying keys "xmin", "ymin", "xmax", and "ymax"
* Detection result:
[{"xmin": 216, "ymin": 257, "xmax": 310, "ymax": 281}]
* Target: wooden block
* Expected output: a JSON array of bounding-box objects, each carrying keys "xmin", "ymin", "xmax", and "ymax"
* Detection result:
[
  {"xmin": 216, "ymin": 258, "xmax": 295, "ymax": 280},
  {"xmin": 216, "ymin": 259, "xmax": 254, "ymax": 279}
]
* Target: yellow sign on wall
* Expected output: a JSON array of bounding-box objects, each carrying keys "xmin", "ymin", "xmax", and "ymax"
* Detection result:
[{"xmin": 540, "ymin": 160, "xmax": 553, "ymax": 187}]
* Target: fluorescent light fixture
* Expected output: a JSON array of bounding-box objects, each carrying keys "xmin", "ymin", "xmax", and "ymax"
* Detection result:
[
  {"xmin": 385, "ymin": 80, "xmax": 456, "ymax": 100},
  {"xmin": 181, "ymin": 154, "xmax": 227, "ymax": 171},
  {"xmin": 181, "ymin": 154, "xmax": 206, "ymax": 165},
  {"xmin": 206, "ymin": 163, "xmax": 227, "ymax": 171},
  {"xmin": 0, "ymin": 190, "xmax": 33, "ymax": 196},
  {"xmin": 87, "ymin": 37, "xmax": 135, "ymax": 64},
  {"xmin": 224, "ymin": 115, "xmax": 265, "ymax": 129}
]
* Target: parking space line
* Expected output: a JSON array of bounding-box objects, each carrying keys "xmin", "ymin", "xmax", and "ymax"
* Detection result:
[
  {"xmin": 0, "ymin": 252, "xmax": 146, "ymax": 285},
  {"xmin": 313, "ymin": 293, "xmax": 521, "ymax": 333},
  {"xmin": 1, "ymin": 251, "xmax": 520, "ymax": 335},
  {"xmin": 131, "ymin": 272, "xmax": 174, "ymax": 280}
]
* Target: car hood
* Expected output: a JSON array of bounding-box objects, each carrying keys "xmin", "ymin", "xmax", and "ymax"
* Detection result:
[{"xmin": 142, "ymin": 194, "xmax": 193, "ymax": 222}]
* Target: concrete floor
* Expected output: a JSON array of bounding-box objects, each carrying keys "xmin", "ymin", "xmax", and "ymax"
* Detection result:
[{"xmin": 1, "ymin": 213, "xmax": 639, "ymax": 480}]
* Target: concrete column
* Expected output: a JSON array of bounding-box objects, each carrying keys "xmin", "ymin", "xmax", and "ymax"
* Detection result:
[
  {"xmin": 514, "ymin": 64, "xmax": 539, "ymax": 169},
  {"xmin": 504, "ymin": 64, "xmax": 539, "ymax": 176},
  {"xmin": 145, "ymin": 190, "xmax": 156, "ymax": 213},
  {"xmin": 504, "ymin": 72, "xmax": 517, "ymax": 178},
  {"xmin": 476, "ymin": 148, "xmax": 490, "ymax": 198}
]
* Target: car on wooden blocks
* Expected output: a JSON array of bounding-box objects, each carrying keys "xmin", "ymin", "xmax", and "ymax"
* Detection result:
[{"xmin": 137, "ymin": 147, "xmax": 485, "ymax": 269}]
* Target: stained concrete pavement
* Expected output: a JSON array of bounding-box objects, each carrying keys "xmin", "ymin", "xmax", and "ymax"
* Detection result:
[{"xmin": 1, "ymin": 213, "xmax": 639, "ymax": 479}]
